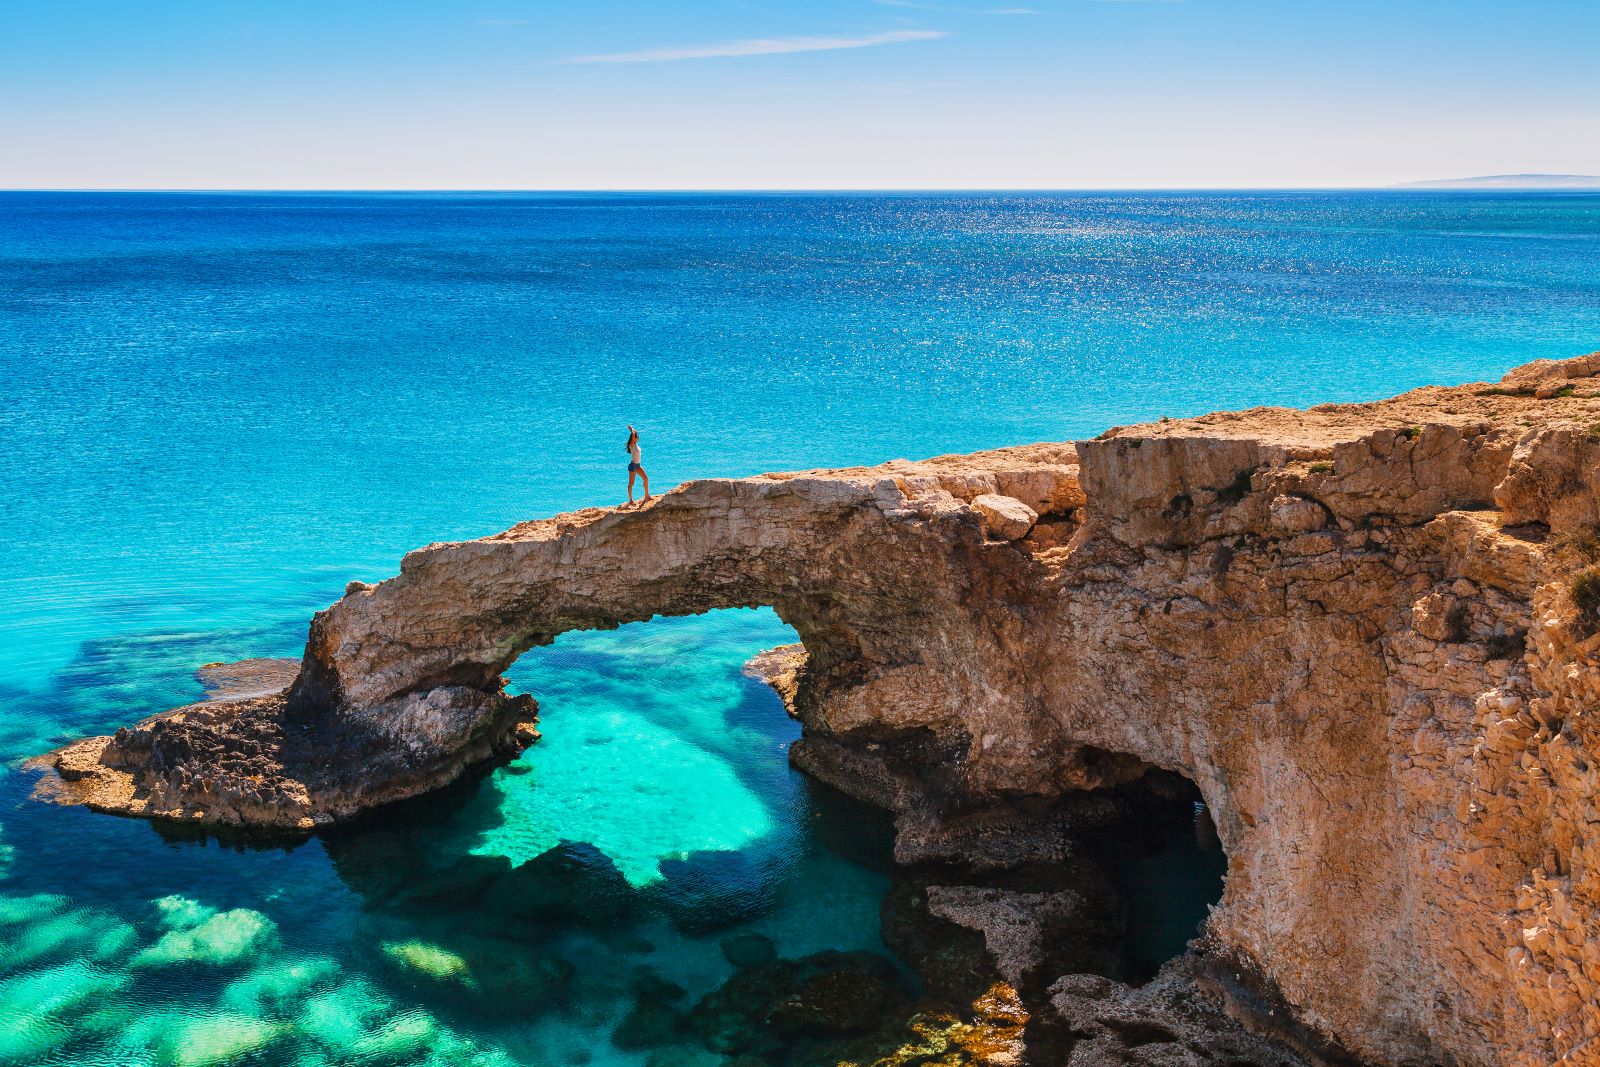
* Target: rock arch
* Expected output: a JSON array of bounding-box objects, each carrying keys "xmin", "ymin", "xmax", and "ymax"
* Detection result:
[{"xmin": 281, "ymin": 447, "xmax": 1096, "ymax": 817}]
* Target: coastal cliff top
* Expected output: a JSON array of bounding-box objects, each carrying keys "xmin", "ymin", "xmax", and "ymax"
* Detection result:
[
  {"xmin": 479, "ymin": 351, "xmax": 1600, "ymax": 551},
  {"xmin": 757, "ymin": 440, "xmax": 1080, "ymax": 484},
  {"xmin": 763, "ymin": 351, "xmax": 1600, "ymax": 482},
  {"xmin": 1101, "ymin": 351, "xmax": 1600, "ymax": 451}
]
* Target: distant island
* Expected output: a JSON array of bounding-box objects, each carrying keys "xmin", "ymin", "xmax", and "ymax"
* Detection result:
[{"xmin": 1396, "ymin": 173, "xmax": 1600, "ymax": 189}]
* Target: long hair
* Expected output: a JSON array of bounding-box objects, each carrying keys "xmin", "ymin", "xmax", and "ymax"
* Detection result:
[{"xmin": 625, "ymin": 428, "xmax": 636, "ymax": 453}]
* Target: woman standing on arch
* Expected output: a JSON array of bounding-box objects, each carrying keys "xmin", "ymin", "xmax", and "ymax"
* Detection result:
[{"xmin": 625, "ymin": 423, "xmax": 651, "ymax": 507}]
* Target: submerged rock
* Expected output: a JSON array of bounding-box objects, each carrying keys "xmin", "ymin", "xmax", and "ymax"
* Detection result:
[
  {"xmin": 320, "ymin": 828, "xmax": 430, "ymax": 905},
  {"xmin": 643, "ymin": 1050, "xmax": 729, "ymax": 1067},
  {"xmin": 159, "ymin": 1013, "xmax": 287, "ymax": 1067},
  {"xmin": 348, "ymin": 1010, "xmax": 440, "ymax": 1063},
  {"xmin": 219, "ymin": 955, "xmax": 342, "ymax": 1016},
  {"xmin": 0, "ymin": 1009, "xmax": 71, "ymax": 1065},
  {"xmin": 652, "ymin": 848, "xmax": 776, "ymax": 934},
  {"xmin": 135, "ymin": 901, "xmax": 278, "ymax": 968},
  {"xmin": 767, "ymin": 964, "xmax": 893, "ymax": 1035},
  {"xmin": 296, "ymin": 978, "xmax": 395, "ymax": 1051},
  {"xmin": 612, "ymin": 999, "xmax": 685, "ymax": 1050},
  {"xmin": 0, "ymin": 895, "xmax": 137, "ymax": 972},
  {"xmin": 381, "ymin": 940, "xmax": 473, "ymax": 985},
  {"xmin": 631, "ymin": 967, "xmax": 689, "ymax": 1006},
  {"xmin": 687, "ymin": 949, "xmax": 908, "ymax": 1058},
  {"xmin": 482, "ymin": 841, "xmax": 634, "ymax": 927},
  {"xmin": 719, "ymin": 932, "xmax": 777, "ymax": 969},
  {"xmin": 195, "ymin": 658, "xmax": 300, "ymax": 702},
  {"xmin": 879, "ymin": 873, "xmax": 1002, "ymax": 1009},
  {"xmin": 450, "ymin": 933, "xmax": 575, "ymax": 1012},
  {"xmin": 0, "ymin": 959, "xmax": 130, "ymax": 1064},
  {"xmin": 403, "ymin": 853, "xmax": 514, "ymax": 906},
  {"xmin": 377, "ymin": 931, "xmax": 574, "ymax": 1016}
]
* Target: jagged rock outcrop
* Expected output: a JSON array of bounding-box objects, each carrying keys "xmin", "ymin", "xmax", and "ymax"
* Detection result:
[{"xmin": 32, "ymin": 353, "xmax": 1600, "ymax": 1066}]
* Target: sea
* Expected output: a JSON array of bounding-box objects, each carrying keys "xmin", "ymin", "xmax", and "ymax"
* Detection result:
[{"xmin": 1, "ymin": 190, "xmax": 1597, "ymax": 1066}]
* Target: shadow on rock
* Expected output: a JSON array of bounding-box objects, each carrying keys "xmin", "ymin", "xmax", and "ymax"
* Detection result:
[{"xmin": 881, "ymin": 855, "xmax": 1129, "ymax": 1006}]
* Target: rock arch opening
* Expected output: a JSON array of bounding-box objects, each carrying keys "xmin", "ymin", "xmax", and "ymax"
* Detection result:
[{"xmin": 474, "ymin": 607, "xmax": 818, "ymax": 887}]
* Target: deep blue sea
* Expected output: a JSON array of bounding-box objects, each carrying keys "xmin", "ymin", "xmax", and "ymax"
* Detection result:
[{"xmin": 1, "ymin": 190, "xmax": 1598, "ymax": 1066}]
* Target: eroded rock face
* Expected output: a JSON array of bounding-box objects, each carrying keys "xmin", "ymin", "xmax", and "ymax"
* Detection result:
[{"xmin": 32, "ymin": 354, "xmax": 1600, "ymax": 1066}]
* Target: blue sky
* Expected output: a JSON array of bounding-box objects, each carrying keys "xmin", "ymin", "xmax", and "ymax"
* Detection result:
[{"xmin": 3, "ymin": 0, "xmax": 1598, "ymax": 188}]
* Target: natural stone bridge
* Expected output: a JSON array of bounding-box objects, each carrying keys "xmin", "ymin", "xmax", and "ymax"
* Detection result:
[{"xmin": 35, "ymin": 354, "xmax": 1600, "ymax": 1067}]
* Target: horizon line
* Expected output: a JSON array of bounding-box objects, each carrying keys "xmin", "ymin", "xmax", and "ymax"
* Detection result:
[{"xmin": 6, "ymin": 184, "xmax": 1598, "ymax": 194}]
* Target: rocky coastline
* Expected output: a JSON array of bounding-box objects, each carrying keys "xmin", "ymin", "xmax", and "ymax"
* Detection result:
[{"xmin": 30, "ymin": 352, "xmax": 1600, "ymax": 1066}]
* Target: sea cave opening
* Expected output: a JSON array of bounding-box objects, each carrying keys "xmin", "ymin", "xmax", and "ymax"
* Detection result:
[
  {"xmin": 880, "ymin": 763, "xmax": 1229, "ymax": 1011},
  {"xmin": 1080, "ymin": 766, "xmax": 1230, "ymax": 984}
]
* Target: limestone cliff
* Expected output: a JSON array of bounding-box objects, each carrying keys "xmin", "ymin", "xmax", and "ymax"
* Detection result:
[{"xmin": 33, "ymin": 353, "xmax": 1600, "ymax": 1067}]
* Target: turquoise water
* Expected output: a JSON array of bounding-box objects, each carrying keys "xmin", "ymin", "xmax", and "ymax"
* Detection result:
[
  {"xmin": 0, "ymin": 609, "xmax": 896, "ymax": 1066},
  {"xmin": 2, "ymin": 190, "xmax": 1599, "ymax": 1065}
]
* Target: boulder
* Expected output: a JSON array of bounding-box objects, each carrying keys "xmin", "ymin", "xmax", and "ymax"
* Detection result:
[
  {"xmin": 483, "ymin": 842, "xmax": 634, "ymax": 927},
  {"xmin": 970, "ymin": 493, "xmax": 1038, "ymax": 540},
  {"xmin": 767, "ymin": 964, "xmax": 893, "ymax": 1035}
]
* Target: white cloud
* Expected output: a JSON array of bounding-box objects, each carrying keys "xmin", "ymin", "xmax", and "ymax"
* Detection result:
[
  {"xmin": 558, "ymin": 29, "xmax": 948, "ymax": 65},
  {"xmin": 875, "ymin": 1, "xmax": 1040, "ymax": 12}
]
